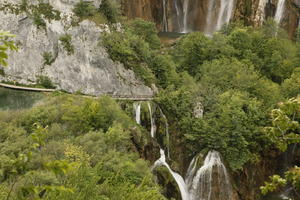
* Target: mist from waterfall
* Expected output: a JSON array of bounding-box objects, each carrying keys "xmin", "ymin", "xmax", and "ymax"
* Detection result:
[
  {"xmin": 205, "ymin": 0, "xmax": 235, "ymax": 35},
  {"xmin": 274, "ymin": 0, "xmax": 286, "ymax": 24},
  {"xmin": 133, "ymin": 102, "xmax": 141, "ymax": 124}
]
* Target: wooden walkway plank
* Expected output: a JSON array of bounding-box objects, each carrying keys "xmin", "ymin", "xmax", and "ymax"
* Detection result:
[{"xmin": 0, "ymin": 83, "xmax": 154, "ymax": 100}]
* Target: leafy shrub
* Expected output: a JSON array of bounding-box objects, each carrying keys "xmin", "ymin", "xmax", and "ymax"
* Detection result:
[
  {"xmin": 37, "ymin": 75, "xmax": 56, "ymax": 89},
  {"xmin": 59, "ymin": 34, "xmax": 74, "ymax": 55},
  {"xmin": 73, "ymin": 1, "xmax": 96, "ymax": 18},
  {"xmin": 98, "ymin": 0, "xmax": 120, "ymax": 23},
  {"xmin": 42, "ymin": 51, "xmax": 56, "ymax": 65},
  {"xmin": 32, "ymin": 11, "xmax": 46, "ymax": 29}
]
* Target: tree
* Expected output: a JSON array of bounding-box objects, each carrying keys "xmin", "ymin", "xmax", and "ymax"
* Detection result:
[
  {"xmin": 0, "ymin": 31, "xmax": 17, "ymax": 67},
  {"xmin": 261, "ymin": 97, "xmax": 300, "ymax": 196}
]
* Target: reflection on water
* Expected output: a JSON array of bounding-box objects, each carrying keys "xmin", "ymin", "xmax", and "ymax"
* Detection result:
[{"xmin": 0, "ymin": 87, "xmax": 43, "ymax": 110}]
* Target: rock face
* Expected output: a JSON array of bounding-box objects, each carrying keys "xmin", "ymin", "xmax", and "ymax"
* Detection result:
[
  {"xmin": 122, "ymin": 0, "xmax": 300, "ymax": 36},
  {"xmin": 0, "ymin": 0, "xmax": 153, "ymax": 97}
]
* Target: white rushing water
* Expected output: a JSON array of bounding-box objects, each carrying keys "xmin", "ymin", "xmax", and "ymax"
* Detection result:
[
  {"xmin": 274, "ymin": 0, "xmax": 286, "ymax": 24},
  {"xmin": 154, "ymin": 149, "xmax": 190, "ymax": 200},
  {"xmin": 190, "ymin": 151, "xmax": 232, "ymax": 200},
  {"xmin": 133, "ymin": 102, "xmax": 141, "ymax": 124},
  {"xmin": 159, "ymin": 108, "xmax": 170, "ymax": 158},
  {"xmin": 163, "ymin": 0, "xmax": 168, "ymax": 32},
  {"xmin": 182, "ymin": 0, "xmax": 190, "ymax": 33},
  {"xmin": 205, "ymin": 0, "xmax": 235, "ymax": 35},
  {"xmin": 148, "ymin": 102, "xmax": 156, "ymax": 138},
  {"xmin": 154, "ymin": 150, "xmax": 233, "ymax": 200},
  {"xmin": 255, "ymin": 0, "xmax": 268, "ymax": 24},
  {"xmin": 216, "ymin": 0, "xmax": 235, "ymax": 31}
]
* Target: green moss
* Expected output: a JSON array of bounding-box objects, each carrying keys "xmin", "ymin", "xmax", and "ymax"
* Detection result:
[{"xmin": 42, "ymin": 51, "xmax": 56, "ymax": 66}]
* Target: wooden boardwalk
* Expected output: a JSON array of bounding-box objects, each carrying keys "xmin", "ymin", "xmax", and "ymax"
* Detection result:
[{"xmin": 0, "ymin": 83, "xmax": 154, "ymax": 101}]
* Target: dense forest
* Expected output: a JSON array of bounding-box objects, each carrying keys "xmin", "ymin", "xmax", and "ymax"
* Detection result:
[{"xmin": 0, "ymin": 0, "xmax": 300, "ymax": 199}]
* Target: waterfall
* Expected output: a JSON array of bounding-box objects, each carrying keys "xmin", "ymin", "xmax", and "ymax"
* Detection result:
[
  {"xmin": 255, "ymin": 0, "xmax": 268, "ymax": 25},
  {"xmin": 182, "ymin": 0, "xmax": 190, "ymax": 33},
  {"xmin": 274, "ymin": 0, "xmax": 286, "ymax": 24},
  {"xmin": 154, "ymin": 149, "xmax": 190, "ymax": 200},
  {"xmin": 133, "ymin": 102, "xmax": 141, "ymax": 125},
  {"xmin": 153, "ymin": 150, "xmax": 233, "ymax": 200},
  {"xmin": 163, "ymin": 0, "xmax": 168, "ymax": 32},
  {"xmin": 185, "ymin": 155, "xmax": 199, "ymax": 190},
  {"xmin": 174, "ymin": 0, "xmax": 182, "ymax": 32},
  {"xmin": 216, "ymin": 0, "xmax": 235, "ymax": 31},
  {"xmin": 159, "ymin": 108, "xmax": 170, "ymax": 158},
  {"xmin": 190, "ymin": 151, "xmax": 232, "ymax": 200},
  {"xmin": 148, "ymin": 102, "xmax": 156, "ymax": 138},
  {"xmin": 205, "ymin": 0, "xmax": 235, "ymax": 35}
]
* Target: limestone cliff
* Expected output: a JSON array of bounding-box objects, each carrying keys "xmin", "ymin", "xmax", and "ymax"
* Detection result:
[{"xmin": 0, "ymin": 0, "xmax": 153, "ymax": 96}]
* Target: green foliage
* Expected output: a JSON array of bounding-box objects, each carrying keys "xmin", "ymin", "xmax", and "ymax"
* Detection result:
[
  {"xmin": 59, "ymin": 34, "xmax": 74, "ymax": 55},
  {"xmin": 127, "ymin": 19, "xmax": 161, "ymax": 50},
  {"xmin": 98, "ymin": 0, "xmax": 120, "ymax": 23},
  {"xmin": 260, "ymin": 175, "xmax": 287, "ymax": 195},
  {"xmin": 73, "ymin": 1, "xmax": 96, "ymax": 18},
  {"xmin": 281, "ymin": 68, "xmax": 300, "ymax": 98},
  {"xmin": 42, "ymin": 51, "xmax": 56, "ymax": 66},
  {"xmin": 0, "ymin": 95, "xmax": 165, "ymax": 199},
  {"xmin": 264, "ymin": 97, "xmax": 300, "ymax": 152},
  {"xmin": 0, "ymin": 31, "xmax": 17, "ymax": 67},
  {"xmin": 36, "ymin": 75, "xmax": 56, "ymax": 89}
]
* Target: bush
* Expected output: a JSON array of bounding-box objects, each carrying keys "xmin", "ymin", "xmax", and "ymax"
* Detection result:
[
  {"xmin": 73, "ymin": 1, "xmax": 96, "ymax": 18},
  {"xmin": 59, "ymin": 34, "xmax": 74, "ymax": 55},
  {"xmin": 98, "ymin": 0, "xmax": 120, "ymax": 23},
  {"xmin": 42, "ymin": 51, "xmax": 56, "ymax": 65},
  {"xmin": 36, "ymin": 75, "xmax": 56, "ymax": 89}
]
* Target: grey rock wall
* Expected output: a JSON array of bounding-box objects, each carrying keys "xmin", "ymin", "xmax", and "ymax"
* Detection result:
[{"xmin": 0, "ymin": 0, "xmax": 153, "ymax": 96}]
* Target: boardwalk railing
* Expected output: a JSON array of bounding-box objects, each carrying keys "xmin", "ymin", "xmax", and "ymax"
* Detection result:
[{"xmin": 0, "ymin": 83, "xmax": 154, "ymax": 101}]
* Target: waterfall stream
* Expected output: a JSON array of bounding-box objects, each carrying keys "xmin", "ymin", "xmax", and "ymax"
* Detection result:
[
  {"xmin": 163, "ymin": 0, "xmax": 168, "ymax": 32},
  {"xmin": 135, "ymin": 102, "xmax": 233, "ymax": 200},
  {"xmin": 255, "ymin": 0, "xmax": 268, "ymax": 24},
  {"xmin": 205, "ymin": 0, "xmax": 235, "ymax": 35},
  {"xmin": 182, "ymin": 0, "xmax": 190, "ymax": 33},
  {"xmin": 133, "ymin": 102, "xmax": 141, "ymax": 125},
  {"xmin": 274, "ymin": 0, "xmax": 286, "ymax": 24},
  {"xmin": 216, "ymin": 0, "xmax": 235, "ymax": 31}
]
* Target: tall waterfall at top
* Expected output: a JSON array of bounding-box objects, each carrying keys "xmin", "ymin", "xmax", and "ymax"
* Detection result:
[
  {"xmin": 205, "ymin": 0, "xmax": 235, "ymax": 35},
  {"xmin": 163, "ymin": 0, "xmax": 168, "ymax": 32},
  {"xmin": 216, "ymin": 0, "xmax": 235, "ymax": 31},
  {"xmin": 274, "ymin": 0, "xmax": 286, "ymax": 24},
  {"xmin": 182, "ymin": 0, "xmax": 190, "ymax": 33},
  {"xmin": 255, "ymin": 0, "xmax": 268, "ymax": 25}
]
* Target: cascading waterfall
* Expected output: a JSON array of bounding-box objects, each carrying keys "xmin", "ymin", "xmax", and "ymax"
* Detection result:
[
  {"xmin": 174, "ymin": 0, "xmax": 182, "ymax": 31},
  {"xmin": 255, "ymin": 0, "xmax": 268, "ymax": 24},
  {"xmin": 190, "ymin": 151, "xmax": 233, "ymax": 200},
  {"xmin": 205, "ymin": 0, "xmax": 235, "ymax": 35},
  {"xmin": 163, "ymin": 0, "xmax": 168, "ymax": 32},
  {"xmin": 153, "ymin": 150, "xmax": 233, "ymax": 200},
  {"xmin": 159, "ymin": 108, "xmax": 170, "ymax": 159},
  {"xmin": 134, "ymin": 102, "xmax": 233, "ymax": 200},
  {"xmin": 182, "ymin": 0, "xmax": 190, "ymax": 33},
  {"xmin": 148, "ymin": 102, "xmax": 156, "ymax": 138},
  {"xmin": 274, "ymin": 0, "xmax": 286, "ymax": 24},
  {"xmin": 154, "ymin": 149, "xmax": 190, "ymax": 200},
  {"xmin": 133, "ymin": 102, "xmax": 141, "ymax": 125},
  {"xmin": 216, "ymin": 0, "xmax": 235, "ymax": 31}
]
